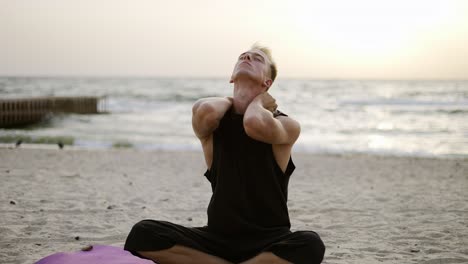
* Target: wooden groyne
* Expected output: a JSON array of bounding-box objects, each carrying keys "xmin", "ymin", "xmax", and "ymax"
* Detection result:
[{"xmin": 0, "ymin": 96, "xmax": 103, "ymax": 128}]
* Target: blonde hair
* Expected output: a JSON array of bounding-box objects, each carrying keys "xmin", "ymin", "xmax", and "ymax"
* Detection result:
[{"xmin": 250, "ymin": 43, "xmax": 277, "ymax": 83}]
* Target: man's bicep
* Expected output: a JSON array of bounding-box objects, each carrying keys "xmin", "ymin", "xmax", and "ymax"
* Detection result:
[
  {"xmin": 192, "ymin": 100, "xmax": 205, "ymax": 138},
  {"xmin": 192, "ymin": 114, "xmax": 206, "ymax": 139},
  {"xmin": 199, "ymin": 134, "xmax": 213, "ymax": 169}
]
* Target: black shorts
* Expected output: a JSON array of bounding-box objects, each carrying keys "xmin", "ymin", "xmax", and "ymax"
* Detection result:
[{"xmin": 124, "ymin": 219, "xmax": 325, "ymax": 264}]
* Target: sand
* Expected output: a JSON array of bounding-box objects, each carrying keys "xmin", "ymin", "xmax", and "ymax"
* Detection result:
[{"xmin": 0, "ymin": 147, "xmax": 467, "ymax": 264}]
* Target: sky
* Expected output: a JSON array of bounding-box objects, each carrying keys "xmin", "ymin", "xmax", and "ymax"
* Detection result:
[{"xmin": 1, "ymin": 0, "xmax": 467, "ymax": 79}]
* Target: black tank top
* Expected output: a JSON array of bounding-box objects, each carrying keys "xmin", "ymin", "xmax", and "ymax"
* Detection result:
[{"xmin": 204, "ymin": 107, "xmax": 296, "ymax": 237}]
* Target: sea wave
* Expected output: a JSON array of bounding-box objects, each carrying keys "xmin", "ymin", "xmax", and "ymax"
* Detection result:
[{"xmin": 1, "ymin": 77, "xmax": 467, "ymax": 156}]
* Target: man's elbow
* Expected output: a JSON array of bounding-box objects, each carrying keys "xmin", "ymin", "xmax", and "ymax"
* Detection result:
[
  {"xmin": 193, "ymin": 101, "xmax": 219, "ymax": 128},
  {"xmin": 193, "ymin": 100, "xmax": 209, "ymax": 117},
  {"xmin": 192, "ymin": 99, "xmax": 207, "ymax": 115}
]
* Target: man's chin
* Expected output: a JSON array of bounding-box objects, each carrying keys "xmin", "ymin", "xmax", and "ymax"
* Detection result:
[{"xmin": 232, "ymin": 71, "xmax": 261, "ymax": 84}]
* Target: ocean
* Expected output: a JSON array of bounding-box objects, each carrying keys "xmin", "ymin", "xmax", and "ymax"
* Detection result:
[{"xmin": 1, "ymin": 77, "xmax": 467, "ymax": 157}]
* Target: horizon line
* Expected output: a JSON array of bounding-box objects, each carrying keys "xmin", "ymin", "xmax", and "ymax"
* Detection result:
[{"xmin": 0, "ymin": 74, "xmax": 467, "ymax": 82}]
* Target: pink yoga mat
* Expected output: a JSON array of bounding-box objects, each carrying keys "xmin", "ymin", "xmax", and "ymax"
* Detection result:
[{"xmin": 35, "ymin": 245, "xmax": 154, "ymax": 264}]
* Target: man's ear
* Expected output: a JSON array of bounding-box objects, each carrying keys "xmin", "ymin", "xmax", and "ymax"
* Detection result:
[{"xmin": 263, "ymin": 79, "xmax": 272, "ymax": 90}]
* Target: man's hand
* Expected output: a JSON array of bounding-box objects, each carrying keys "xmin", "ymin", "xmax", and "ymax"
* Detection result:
[{"xmin": 252, "ymin": 92, "xmax": 277, "ymax": 113}]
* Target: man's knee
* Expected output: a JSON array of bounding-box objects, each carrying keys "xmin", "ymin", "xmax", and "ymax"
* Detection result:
[
  {"xmin": 274, "ymin": 231, "xmax": 325, "ymax": 264},
  {"xmin": 124, "ymin": 219, "xmax": 173, "ymax": 252},
  {"xmin": 129, "ymin": 219, "xmax": 159, "ymax": 232},
  {"xmin": 128, "ymin": 219, "xmax": 172, "ymax": 236},
  {"xmin": 129, "ymin": 219, "xmax": 149, "ymax": 231},
  {"xmin": 126, "ymin": 220, "xmax": 157, "ymax": 241},
  {"xmin": 300, "ymin": 231, "xmax": 325, "ymax": 262}
]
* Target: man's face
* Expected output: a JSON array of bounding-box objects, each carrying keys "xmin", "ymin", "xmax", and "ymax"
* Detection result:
[{"xmin": 230, "ymin": 49, "xmax": 272, "ymax": 87}]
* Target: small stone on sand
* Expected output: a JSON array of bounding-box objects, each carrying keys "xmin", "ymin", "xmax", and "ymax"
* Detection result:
[{"xmin": 81, "ymin": 245, "xmax": 93, "ymax": 251}]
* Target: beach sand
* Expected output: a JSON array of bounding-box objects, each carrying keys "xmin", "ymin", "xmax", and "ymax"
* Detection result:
[{"xmin": 0, "ymin": 147, "xmax": 467, "ymax": 264}]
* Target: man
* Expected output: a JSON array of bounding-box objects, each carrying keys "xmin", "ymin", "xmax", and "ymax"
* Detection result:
[{"xmin": 124, "ymin": 44, "xmax": 325, "ymax": 264}]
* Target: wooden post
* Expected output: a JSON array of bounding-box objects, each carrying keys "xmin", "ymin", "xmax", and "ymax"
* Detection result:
[{"xmin": 0, "ymin": 96, "xmax": 102, "ymax": 128}]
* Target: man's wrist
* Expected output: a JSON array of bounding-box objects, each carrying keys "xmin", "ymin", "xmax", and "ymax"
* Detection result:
[
  {"xmin": 224, "ymin": 96, "xmax": 233, "ymax": 105},
  {"xmin": 246, "ymin": 99, "xmax": 265, "ymax": 115}
]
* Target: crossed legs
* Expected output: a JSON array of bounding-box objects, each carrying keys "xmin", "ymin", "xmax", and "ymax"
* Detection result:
[
  {"xmin": 138, "ymin": 245, "xmax": 292, "ymax": 264},
  {"xmin": 125, "ymin": 220, "xmax": 324, "ymax": 264}
]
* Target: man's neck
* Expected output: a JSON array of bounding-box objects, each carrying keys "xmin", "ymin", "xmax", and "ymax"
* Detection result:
[{"xmin": 232, "ymin": 78, "xmax": 265, "ymax": 114}]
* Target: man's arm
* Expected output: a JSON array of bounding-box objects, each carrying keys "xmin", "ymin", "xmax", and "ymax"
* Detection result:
[
  {"xmin": 192, "ymin": 97, "xmax": 232, "ymax": 140},
  {"xmin": 243, "ymin": 93, "xmax": 300, "ymax": 145},
  {"xmin": 192, "ymin": 97, "xmax": 232, "ymax": 169}
]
